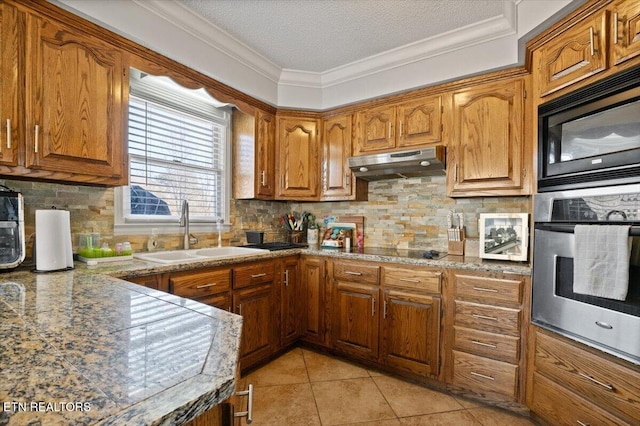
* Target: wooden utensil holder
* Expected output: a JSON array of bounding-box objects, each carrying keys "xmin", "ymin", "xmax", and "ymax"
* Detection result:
[{"xmin": 448, "ymin": 228, "xmax": 466, "ymax": 256}]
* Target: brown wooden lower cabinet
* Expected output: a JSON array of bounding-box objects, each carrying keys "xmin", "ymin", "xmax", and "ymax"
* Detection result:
[
  {"xmin": 452, "ymin": 350, "xmax": 518, "ymax": 401},
  {"xmin": 281, "ymin": 256, "xmax": 302, "ymax": 347},
  {"xmin": 233, "ymin": 282, "xmax": 276, "ymax": 370},
  {"xmin": 331, "ymin": 280, "xmax": 380, "ymax": 362},
  {"xmin": 300, "ymin": 256, "xmax": 328, "ymax": 346},
  {"xmin": 529, "ymin": 328, "xmax": 640, "ymax": 425}
]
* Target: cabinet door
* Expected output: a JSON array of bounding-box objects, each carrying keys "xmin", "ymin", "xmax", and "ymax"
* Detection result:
[
  {"xmin": 611, "ymin": 0, "xmax": 640, "ymax": 66},
  {"xmin": 381, "ymin": 289, "xmax": 441, "ymax": 377},
  {"xmin": 536, "ymin": 11, "xmax": 607, "ymax": 97},
  {"xmin": 448, "ymin": 78, "xmax": 526, "ymax": 196},
  {"xmin": 233, "ymin": 283, "xmax": 276, "ymax": 370},
  {"xmin": 322, "ymin": 114, "xmax": 354, "ymax": 199},
  {"xmin": 25, "ymin": 14, "xmax": 126, "ymax": 183},
  {"xmin": 0, "ymin": 3, "xmax": 20, "ymax": 167},
  {"xmin": 332, "ymin": 280, "xmax": 379, "ymax": 361},
  {"xmin": 276, "ymin": 117, "xmax": 319, "ymax": 199},
  {"xmin": 397, "ymin": 96, "xmax": 442, "ymax": 148},
  {"xmin": 281, "ymin": 256, "xmax": 301, "ymax": 347},
  {"xmin": 301, "ymin": 256, "xmax": 327, "ymax": 346},
  {"xmin": 355, "ymin": 105, "xmax": 395, "ymax": 154},
  {"xmin": 256, "ymin": 111, "xmax": 276, "ymax": 198}
]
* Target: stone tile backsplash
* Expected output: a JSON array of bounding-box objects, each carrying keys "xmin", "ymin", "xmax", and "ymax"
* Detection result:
[{"xmin": 2, "ymin": 175, "xmax": 530, "ymax": 256}]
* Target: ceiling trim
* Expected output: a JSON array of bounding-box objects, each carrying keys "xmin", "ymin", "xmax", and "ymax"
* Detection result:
[
  {"xmin": 131, "ymin": 0, "xmax": 283, "ymax": 84},
  {"xmin": 280, "ymin": 1, "xmax": 517, "ymax": 89},
  {"xmin": 133, "ymin": 0, "xmax": 517, "ymax": 92}
]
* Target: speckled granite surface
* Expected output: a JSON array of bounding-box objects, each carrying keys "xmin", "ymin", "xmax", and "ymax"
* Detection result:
[
  {"xmin": 0, "ymin": 268, "xmax": 242, "ymax": 426},
  {"xmin": 0, "ymin": 245, "xmax": 528, "ymax": 425}
]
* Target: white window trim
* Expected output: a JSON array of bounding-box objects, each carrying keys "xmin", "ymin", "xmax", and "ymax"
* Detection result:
[{"xmin": 114, "ymin": 71, "xmax": 232, "ymax": 237}]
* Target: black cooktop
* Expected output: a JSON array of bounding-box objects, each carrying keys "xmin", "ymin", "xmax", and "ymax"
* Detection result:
[{"xmin": 241, "ymin": 242, "xmax": 308, "ymax": 251}]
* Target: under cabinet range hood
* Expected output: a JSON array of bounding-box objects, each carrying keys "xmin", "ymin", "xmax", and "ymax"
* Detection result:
[{"xmin": 348, "ymin": 146, "xmax": 446, "ymax": 181}]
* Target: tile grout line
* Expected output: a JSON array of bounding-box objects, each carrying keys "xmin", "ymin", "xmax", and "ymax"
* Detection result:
[{"xmin": 301, "ymin": 348, "xmax": 325, "ymax": 426}]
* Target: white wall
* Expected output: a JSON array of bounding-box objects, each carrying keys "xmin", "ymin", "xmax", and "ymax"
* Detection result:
[{"xmin": 53, "ymin": 0, "xmax": 576, "ymax": 110}]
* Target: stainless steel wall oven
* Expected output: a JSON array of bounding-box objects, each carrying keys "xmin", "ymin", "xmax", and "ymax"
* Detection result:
[{"xmin": 532, "ymin": 184, "xmax": 640, "ymax": 365}]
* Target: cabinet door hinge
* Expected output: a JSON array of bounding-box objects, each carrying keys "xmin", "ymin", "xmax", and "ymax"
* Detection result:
[{"xmin": 522, "ymin": 168, "xmax": 527, "ymax": 178}]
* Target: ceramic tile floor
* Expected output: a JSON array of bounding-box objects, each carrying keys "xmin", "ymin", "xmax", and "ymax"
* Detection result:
[{"xmin": 237, "ymin": 348, "xmax": 538, "ymax": 426}]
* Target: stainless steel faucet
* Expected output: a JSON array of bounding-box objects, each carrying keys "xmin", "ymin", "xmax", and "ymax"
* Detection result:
[{"xmin": 180, "ymin": 199, "xmax": 198, "ymax": 249}]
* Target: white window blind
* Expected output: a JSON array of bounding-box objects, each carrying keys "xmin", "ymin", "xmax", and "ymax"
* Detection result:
[{"xmin": 124, "ymin": 72, "xmax": 230, "ymax": 224}]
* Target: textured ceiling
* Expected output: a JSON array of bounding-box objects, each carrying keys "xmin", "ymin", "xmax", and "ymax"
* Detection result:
[{"xmin": 179, "ymin": 0, "xmax": 506, "ymax": 72}]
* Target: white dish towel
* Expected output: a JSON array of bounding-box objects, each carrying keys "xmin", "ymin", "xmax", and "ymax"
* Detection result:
[{"xmin": 573, "ymin": 225, "xmax": 631, "ymax": 301}]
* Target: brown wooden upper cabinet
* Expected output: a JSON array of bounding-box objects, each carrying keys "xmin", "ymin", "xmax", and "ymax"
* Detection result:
[
  {"xmin": 276, "ymin": 115, "xmax": 320, "ymax": 200},
  {"xmin": 321, "ymin": 114, "xmax": 367, "ymax": 201},
  {"xmin": 447, "ymin": 76, "xmax": 529, "ymax": 197},
  {"xmin": 354, "ymin": 95, "xmax": 443, "ymax": 155},
  {"xmin": 24, "ymin": 11, "xmax": 126, "ymax": 185},
  {"xmin": 233, "ymin": 109, "xmax": 276, "ymax": 200},
  {"xmin": 611, "ymin": 0, "xmax": 640, "ymax": 66},
  {"xmin": 0, "ymin": 3, "xmax": 20, "ymax": 168},
  {"xmin": 536, "ymin": 1, "xmax": 640, "ymax": 98}
]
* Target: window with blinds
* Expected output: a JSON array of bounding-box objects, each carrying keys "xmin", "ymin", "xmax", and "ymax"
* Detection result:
[{"xmin": 123, "ymin": 71, "xmax": 230, "ymax": 224}]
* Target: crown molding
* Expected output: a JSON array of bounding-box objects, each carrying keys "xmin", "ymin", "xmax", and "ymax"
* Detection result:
[
  {"xmin": 280, "ymin": 1, "xmax": 517, "ymax": 89},
  {"xmin": 131, "ymin": 0, "xmax": 282, "ymax": 84}
]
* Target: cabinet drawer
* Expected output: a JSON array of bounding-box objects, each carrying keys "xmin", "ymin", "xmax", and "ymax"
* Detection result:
[
  {"xmin": 454, "ymin": 274, "xmax": 522, "ymax": 305},
  {"xmin": 170, "ymin": 269, "xmax": 231, "ymax": 298},
  {"xmin": 382, "ymin": 266, "xmax": 441, "ymax": 293},
  {"xmin": 195, "ymin": 292, "xmax": 232, "ymax": 313},
  {"xmin": 233, "ymin": 261, "xmax": 276, "ymax": 289},
  {"xmin": 535, "ymin": 332, "xmax": 640, "ymax": 424},
  {"xmin": 454, "ymin": 301, "xmax": 520, "ymax": 336},
  {"xmin": 333, "ymin": 261, "xmax": 379, "ymax": 285},
  {"xmin": 452, "ymin": 350, "xmax": 518, "ymax": 401},
  {"xmin": 453, "ymin": 326, "xmax": 520, "ymax": 364},
  {"xmin": 531, "ymin": 372, "xmax": 631, "ymax": 426}
]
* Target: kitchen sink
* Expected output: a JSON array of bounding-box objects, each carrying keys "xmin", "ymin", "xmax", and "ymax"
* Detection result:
[{"xmin": 134, "ymin": 247, "xmax": 268, "ymax": 264}]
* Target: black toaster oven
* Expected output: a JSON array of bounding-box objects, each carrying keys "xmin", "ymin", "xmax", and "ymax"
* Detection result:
[{"xmin": 0, "ymin": 191, "xmax": 25, "ymax": 269}]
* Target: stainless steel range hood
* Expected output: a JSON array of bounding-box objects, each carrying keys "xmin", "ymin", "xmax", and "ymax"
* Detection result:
[{"xmin": 348, "ymin": 146, "xmax": 446, "ymax": 181}]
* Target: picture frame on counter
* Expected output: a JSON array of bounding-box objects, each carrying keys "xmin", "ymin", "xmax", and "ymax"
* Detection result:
[{"xmin": 479, "ymin": 213, "xmax": 529, "ymax": 262}]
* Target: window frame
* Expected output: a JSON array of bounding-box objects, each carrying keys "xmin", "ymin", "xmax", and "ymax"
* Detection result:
[{"xmin": 114, "ymin": 70, "xmax": 232, "ymax": 236}]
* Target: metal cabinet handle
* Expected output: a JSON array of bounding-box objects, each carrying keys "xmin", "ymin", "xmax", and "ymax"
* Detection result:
[
  {"xmin": 251, "ymin": 273, "xmax": 267, "ymax": 278},
  {"xmin": 589, "ymin": 27, "xmax": 596, "ymax": 56},
  {"xmin": 577, "ymin": 421, "xmax": 590, "ymax": 426},
  {"xmin": 400, "ymin": 278, "xmax": 420, "ymax": 283},
  {"xmin": 261, "ymin": 170, "xmax": 266, "ymax": 186},
  {"xmin": 470, "ymin": 371, "xmax": 495, "ymax": 381},
  {"xmin": 195, "ymin": 283, "xmax": 217, "ymax": 289},
  {"xmin": 472, "ymin": 314, "xmax": 498, "ymax": 321},
  {"xmin": 34, "ymin": 124, "xmax": 39, "ymax": 153},
  {"xmin": 345, "ymin": 271, "xmax": 362, "ymax": 276},
  {"xmin": 578, "ymin": 372, "xmax": 614, "ymax": 391},
  {"xmin": 345, "ymin": 173, "xmax": 350, "ymax": 187},
  {"xmin": 6, "ymin": 119, "xmax": 10, "ymax": 149},
  {"xmin": 471, "ymin": 340, "xmax": 497, "ymax": 349},
  {"xmin": 234, "ymin": 383, "xmax": 254, "ymax": 424},
  {"xmin": 371, "ymin": 297, "xmax": 376, "ymax": 317},
  {"xmin": 399, "ymin": 121, "xmax": 403, "ymax": 137},
  {"xmin": 238, "ymin": 304, "xmax": 243, "ymax": 316},
  {"xmin": 383, "ymin": 300, "xmax": 388, "ymax": 319},
  {"xmin": 613, "ymin": 12, "xmax": 619, "ymax": 45},
  {"xmin": 473, "ymin": 287, "xmax": 498, "ymax": 293},
  {"xmin": 284, "ymin": 269, "xmax": 289, "ymax": 286}
]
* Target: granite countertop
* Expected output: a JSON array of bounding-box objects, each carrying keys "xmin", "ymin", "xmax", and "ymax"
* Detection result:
[
  {"xmin": 97, "ymin": 246, "xmax": 531, "ymax": 279},
  {"xmin": 0, "ymin": 267, "xmax": 242, "ymax": 426}
]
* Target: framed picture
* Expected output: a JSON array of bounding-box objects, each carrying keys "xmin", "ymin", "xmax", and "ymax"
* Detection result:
[{"xmin": 479, "ymin": 213, "xmax": 529, "ymax": 262}]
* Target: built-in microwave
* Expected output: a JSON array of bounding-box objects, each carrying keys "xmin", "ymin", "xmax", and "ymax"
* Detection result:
[{"xmin": 538, "ymin": 65, "xmax": 640, "ymax": 192}]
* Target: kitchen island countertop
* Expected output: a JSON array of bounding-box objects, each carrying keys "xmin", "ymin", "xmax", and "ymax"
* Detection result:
[{"xmin": 0, "ymin": 267, "xmax": 241, "ymax": 425}]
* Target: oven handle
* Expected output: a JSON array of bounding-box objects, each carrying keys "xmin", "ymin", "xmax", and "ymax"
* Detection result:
[{"xmin": 535, "ymin": 223, "xmax": 640, "ymax": 236}]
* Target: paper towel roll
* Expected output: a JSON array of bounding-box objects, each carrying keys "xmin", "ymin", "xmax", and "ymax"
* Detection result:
[{"xmin": 35, "ymin": 210, "xmax": 74, "ymax": 272}]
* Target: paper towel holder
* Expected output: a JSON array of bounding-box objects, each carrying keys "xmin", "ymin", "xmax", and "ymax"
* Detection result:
[{"xmin": 33, "ymin": 208, "xmax": 75, "ymax": 273}]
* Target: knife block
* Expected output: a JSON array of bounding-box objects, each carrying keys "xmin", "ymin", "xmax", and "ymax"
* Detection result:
[{"xmin": 447, "ymin": 228, "xmax": 465, "ymax": 256}]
